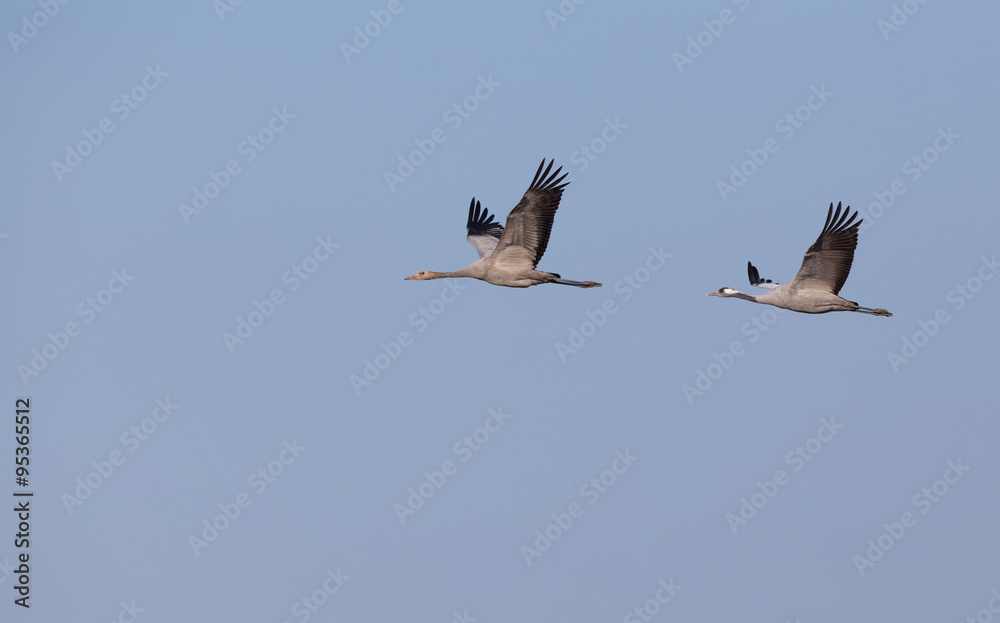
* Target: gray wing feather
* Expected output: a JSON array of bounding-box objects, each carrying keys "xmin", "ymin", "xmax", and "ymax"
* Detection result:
[
  {"xmin": 492, "ymin": 159, "xmax": 569, "ymax": 270},
  {"xmin": 789, "ymin": 202, "xmax": 860, "ymax": 295}
]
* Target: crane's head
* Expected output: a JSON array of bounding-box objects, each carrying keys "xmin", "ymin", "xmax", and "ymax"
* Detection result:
[
  {"xmin": 706, "ymin": 287, "xmax": 740, "ymax": 297},
  {"xmin": 404, "ymin": 270, "xmax": 441, "ymax": 281}
]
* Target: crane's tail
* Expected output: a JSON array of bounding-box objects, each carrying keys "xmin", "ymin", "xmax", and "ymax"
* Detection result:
[{"xmin": 551, "ymin": 278, "xmax": 602, "ymax": 288}]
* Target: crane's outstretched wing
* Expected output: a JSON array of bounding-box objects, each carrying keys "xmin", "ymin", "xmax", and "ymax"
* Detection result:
[
  {"xmin": 466, "ymin": 198, "xmax": 504, "ymax": 260},
  {"xmin": 788, "ymin": 202, "xmax": 860, "ymax": 295},
  {"xmin": 492, "ymin": 159, "xmax": 569, "ymax": 270},
  {"xmin": 747, "ymin": 261, "xmax": 780, "ymax": 289}
]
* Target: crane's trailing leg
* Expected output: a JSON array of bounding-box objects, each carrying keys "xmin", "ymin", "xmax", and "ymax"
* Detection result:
[
  {"xmin": 854, "ymin": 305, "xmax": 892, "ymax": 317},
  {"xmin": 539, "ymin": 271, "xmax": 601, "ymax": 288},
  {"xmin": 551, "ymin": 278, "xmax": 602, "ymax": 288}
]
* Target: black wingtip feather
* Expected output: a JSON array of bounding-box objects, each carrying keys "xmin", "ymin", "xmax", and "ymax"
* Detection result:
[
  {"xmin": 466, "ymin": 198, "xmax": 503, "ymax": 238},
  {"xmin": 823, "ymin": 201, "xmax": 862, "ymax": 235},
  {"xmin": 747, "ymin": 261, "xmax": 772, "ymax": 286},
  {"xmin": 820, "ymin": 202, "xmax": 862, "ymax": 238},
  {"xmin": 531, "ymin": 158, "xmax": 570, "ymax": 192}
]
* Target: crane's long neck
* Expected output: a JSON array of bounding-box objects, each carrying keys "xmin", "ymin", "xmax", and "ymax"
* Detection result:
[
  {"xmin": 428, "ymin": 265, "xmax": 481, "ymax": 280},
  {"xmin": 730, "ymin": 291, "xmax": 759, "ymax": 303}
]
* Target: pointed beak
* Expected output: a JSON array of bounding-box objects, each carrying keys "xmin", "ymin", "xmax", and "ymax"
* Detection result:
[
  {"xmin": 705, "ymin": 291, "xmax": 718, "ymax": 297},
  {"xmin": 404, "ymin": 275, "xmax": 416, "ymax": 281}
]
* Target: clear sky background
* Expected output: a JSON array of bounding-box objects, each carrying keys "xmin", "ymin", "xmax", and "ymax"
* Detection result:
[{"xmin": 2, "ymin": 1, "xmax": 998, "ymax": 621}]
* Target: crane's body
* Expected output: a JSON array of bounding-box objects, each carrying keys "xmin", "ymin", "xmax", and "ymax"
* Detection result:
[
  {"xmin": 707, "ymin": 203, "xmax": 892, "ymax": 317},
  {"xmin": 411, "ymin": 260, "xmax": 586, "ymax": 289},
  {"xmin": 405, "ymin": 160, "xmax": 601, "ymax": 289}
]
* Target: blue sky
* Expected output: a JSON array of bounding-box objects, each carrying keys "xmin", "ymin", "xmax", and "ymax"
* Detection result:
[{"xmin": 2, "ymin": 1, "xmax": 999, "ymax": 621}]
